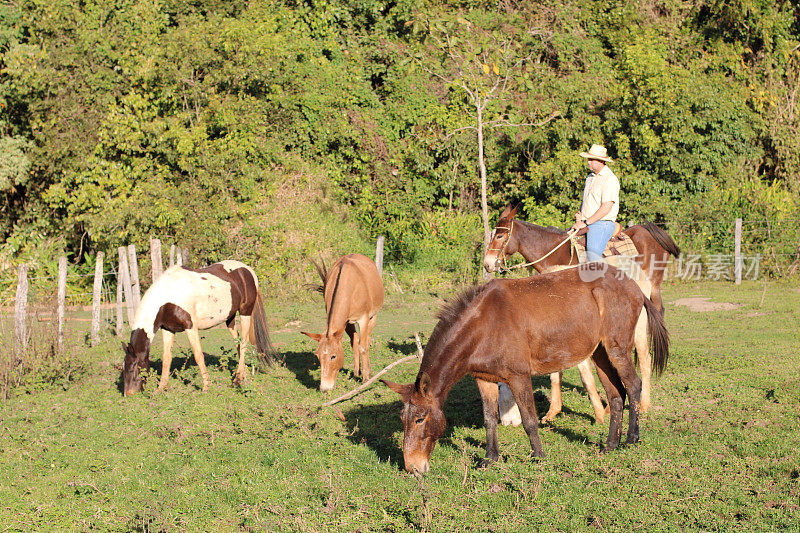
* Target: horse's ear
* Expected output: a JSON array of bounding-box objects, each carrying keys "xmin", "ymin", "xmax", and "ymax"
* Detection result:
[
  {"xmin": 509, "ymin": 203, "xmax": 520, "ymax": 220},
  {"xmin": 417, "ymin": 372, "xmax": 432, "ymax": 396},
  {"xmin": 381, "ymin": 380, "xmax": 412, "ymax": 401},
  {"xmin": 121, "ymin": 342, "xmax": 130, "ymax": 355},
  {"xmin": 499, "ymin": 203, "xmax": 513, "ymax": 219},
  {"xmin": 300, "ymin": 331, "xmax": 323, "ymax": 342}
]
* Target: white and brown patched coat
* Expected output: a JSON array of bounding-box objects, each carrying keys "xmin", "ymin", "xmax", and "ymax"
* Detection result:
[{"xmin": 122, "ymin": 260, "xmax": 273, "ymax": 395}]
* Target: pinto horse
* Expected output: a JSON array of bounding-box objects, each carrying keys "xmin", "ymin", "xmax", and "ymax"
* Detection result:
[
  {"xmin": 121, "ymin": 260, "xmax": 274, "ymax": 396},
  {"xmin": 383, "ymin": 265, "xmax": 669, "ymax": 476},
  {"xmin": 484, "ymin": 204, "xmax": 680, "ymax": 417},
  {"xmin": 301, "ymin": 254, "xmax": 384, "ymax": 392}
]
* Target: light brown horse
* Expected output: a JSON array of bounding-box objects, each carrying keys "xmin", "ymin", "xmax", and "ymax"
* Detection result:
[
  {"xmin": 484, "ymin": 204, "xmax": 679, "ymax": 417},
  {"xmin": 383, "ymin": 265, "xmax": 669, "ymax": 476},
  {"xmin": 301, "ymin": 254, "xmax": 384, "ymax": 392}
]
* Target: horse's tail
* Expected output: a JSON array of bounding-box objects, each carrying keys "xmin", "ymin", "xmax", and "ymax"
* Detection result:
[
  {"xmin": 307, "ymin": 257, "xmax": 328, "ymax": 294},
  {"xmin": 250, "ymin": 291, "xmax": 276, "ymax": 367},
  {"xmin": 643, "ymin": 296, "xmax": 669, "ymax": 376},
  {"xmin": 640, "ymin": 221, "xmax": 681, "ymax": 257}
]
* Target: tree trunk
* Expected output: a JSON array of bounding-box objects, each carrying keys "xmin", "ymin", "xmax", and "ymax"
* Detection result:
[{"xmin": 476, "ymin": 104, "xmax": 491, "ymax": 280}]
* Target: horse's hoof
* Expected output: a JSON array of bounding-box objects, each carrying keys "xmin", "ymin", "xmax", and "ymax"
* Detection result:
[
  {"xmin": 478, "ymin": 456, "xmax": 498, "ymax": 469},
  {"xmin": 540, "ymin": 414, "xmax": 557, "ymax": 425}
]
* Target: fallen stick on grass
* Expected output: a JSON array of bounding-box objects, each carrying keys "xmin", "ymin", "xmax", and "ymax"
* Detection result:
[{"xmin": 321, "ymin": 333, "xmax": 424, "ymax": 408}]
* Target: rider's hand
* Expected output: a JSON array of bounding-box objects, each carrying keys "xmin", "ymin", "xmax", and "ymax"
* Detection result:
[{"xmin": 570, "ymin": 220, "xmax": 587, "ymax": 232}]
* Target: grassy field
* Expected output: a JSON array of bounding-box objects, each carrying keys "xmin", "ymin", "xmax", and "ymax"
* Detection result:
[{"xmin": 1, "ymin": 279, "xmax": 799, "ymax": 531}]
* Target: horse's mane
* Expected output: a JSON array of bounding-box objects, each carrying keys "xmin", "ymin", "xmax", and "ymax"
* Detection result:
[
  {"xmin": 510, "ymin": 219, "xmax": 566, "ymax": 235},
  {"xmin": 309, "ymin": 256, "xmax": 347, "ymax": 332},
  {"xmin": 422, "ymin": 284, "xmax": 490, "ymax": 366},
  {"xmin": 435, "ymin": 284, "xmax": 487, "ymax": 327}
]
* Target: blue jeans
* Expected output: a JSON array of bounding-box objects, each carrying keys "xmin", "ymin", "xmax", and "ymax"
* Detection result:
[{"xmin": 586, "ymin": 220, "xmax": 616, "ymax": 262}]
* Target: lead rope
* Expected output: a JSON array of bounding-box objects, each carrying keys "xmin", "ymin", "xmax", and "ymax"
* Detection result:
[{"xmin": 500, "ymin": 229, "xmax": 580, "ymax": 273}]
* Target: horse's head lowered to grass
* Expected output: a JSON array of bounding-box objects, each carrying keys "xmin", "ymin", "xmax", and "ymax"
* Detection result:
[
  {"xmin": 381, "ymin": 268, "xmax": 669, "ymax": 476},
  {"xmin": 382, "ymin": 372, "xmax": 446, "ymax": 477},
  {"xmin": 302, "ymin": 254, "xmax": 384, "ymax": 392},
  {"xmin": 300, "ymin": 330, "xmax": 345, "ymax": 392},
  {"xmin": 119, "ymin": 260, "xmax": 274, "ymax": 397},
  {"xmin": 122, "ymin": 329, "xmax": 151, "ymax": 396}
]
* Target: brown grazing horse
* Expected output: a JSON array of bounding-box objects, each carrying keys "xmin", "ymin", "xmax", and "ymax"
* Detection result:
[
  {"xmin": 383, "ymin": 265, "xmax": 669, "ymax": 476},
  {"xmin": 122, "ymin": 260, "xmax": 274, "ymax": 396},
  {"xmin": 499, "ymin": 261, "xmax": 652, "ymax": 425},
  {"xmin": 484, "ymin": 204, "xmax": 680, "ymax": 417},
  {"xmin": 301, "ymin": 254, "xmax": 384, "ymax": 392}
]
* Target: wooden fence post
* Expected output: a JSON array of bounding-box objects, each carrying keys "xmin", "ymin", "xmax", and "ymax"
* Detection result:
[
  {"xmin": 116, "ymin": 264, "xmax": 124, "ymax": 337},
  {"xmin": 375, "ymin": 235, "xmax": 385, "ymax": 277},
  {"xmin": 150, "ymin": 238, "xmax": 163, "ymax": 282},
  {"xmin": 735, "ymin": 218, "xmax": 742, "ymax": 285},
  {"xmin": 91, "ymin": 252, "xmax": 105, "ymax": 347},
  {"xmin": 57, "ymin": 256, "xmax": 67, "ymax": 351},
  {"xmin": 14, "ymin": 264, "xmax": 28, "ymax": 355},
  {"xmin": 118, "ymin": 247, "xmax": 135, "ymax": 324},
  {"xmin": 127, "ymin": 244, "xmax": 141, "ymax": 308}
]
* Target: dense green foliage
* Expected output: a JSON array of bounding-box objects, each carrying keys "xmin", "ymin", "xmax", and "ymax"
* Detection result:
[{"xmin": 1, "ymin": 0, "xmax": 798, "ymax": 281}]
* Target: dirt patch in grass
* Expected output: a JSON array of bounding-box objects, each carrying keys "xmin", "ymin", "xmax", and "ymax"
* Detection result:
[{"xmin": 674, "ymin": 297, "xmax": 742, "ymax": 312}]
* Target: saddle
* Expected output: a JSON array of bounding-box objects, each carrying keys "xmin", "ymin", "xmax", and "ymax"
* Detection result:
[{"xmin": 573, "ymin": 222, "xmax": 638, "ymax": 262}]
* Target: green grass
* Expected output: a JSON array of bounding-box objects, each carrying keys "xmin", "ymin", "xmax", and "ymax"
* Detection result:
[{"xmin": 1, "ymin": 281, "xmax": 799, "ymax": 531}]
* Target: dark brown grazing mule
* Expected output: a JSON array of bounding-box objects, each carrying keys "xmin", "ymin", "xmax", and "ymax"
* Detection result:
[
  {"xmin": 383, "ymin": 265, "xmax": 669, "ymax": 476},
  {"xmin": 121, "ymin": 260, "xmax": 274, "ymax": 396},
  {"xmin": 484, "ymin": 204, "xmax": 680, "ymax": 416},
  {"xmin": 301, "ymin": 254, "xmax": 384, "ymax": 392}
]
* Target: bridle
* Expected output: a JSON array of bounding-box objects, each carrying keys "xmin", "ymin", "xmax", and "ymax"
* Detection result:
[
  {"xmin": 488, "ymin": 221, "xmax": 578, "ymax": 273},
  {"xmin": 486, "ymin": 221, "xmax": 515, "ymax": 270}
]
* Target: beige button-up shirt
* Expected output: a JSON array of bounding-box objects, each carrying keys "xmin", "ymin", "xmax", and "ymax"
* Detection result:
[{"xmin": 581, "ymin": 165, "xmax": 620, "ymax": 222}]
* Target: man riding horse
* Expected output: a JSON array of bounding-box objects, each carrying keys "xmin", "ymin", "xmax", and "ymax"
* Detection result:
[{"xmin": 570, "ymin": 144, "xmax": 620, "ymax": 262}]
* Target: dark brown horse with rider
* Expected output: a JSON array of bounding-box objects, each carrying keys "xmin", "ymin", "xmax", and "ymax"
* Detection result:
[{"xmin": 483, "ymin": 204, "xmax": 680, "ymax": 313}]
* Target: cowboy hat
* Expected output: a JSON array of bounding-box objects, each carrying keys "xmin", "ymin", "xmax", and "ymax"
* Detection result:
[{"xmin": 579, "ymin": 144, "xmax": 613, "ymax": 163}]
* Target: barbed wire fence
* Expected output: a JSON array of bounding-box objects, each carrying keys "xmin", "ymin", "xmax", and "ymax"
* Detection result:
[
  {"xmin": 653, "ymin": 218, "xmax": 800, "ymax": 282},
  {"xmin": 1, "ymin": 219, "xmax": 798, "ymax": 398},
  {"xmin": 0, "ymin": 238, "xmax": 189, "ymax": 399}
]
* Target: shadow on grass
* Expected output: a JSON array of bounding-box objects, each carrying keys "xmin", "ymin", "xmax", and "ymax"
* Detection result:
[
  {"xmin": 341, "ymin": 376, "xmax": 487, "ymax": 469},
  {"xmin": 339, "ymin": 364, "xmax": 610, "ymax": 469},
  {"xmin": 281, "ymin": 349, "xmax": 320, "ymax": 390},
  {"xmin": 386, "ymin": 339, "xmax": 420, "ymax": 356}
]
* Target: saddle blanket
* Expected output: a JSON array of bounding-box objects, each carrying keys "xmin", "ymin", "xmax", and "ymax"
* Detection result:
[{"xmin": 573, "ymin": 231, "xmax": 639, "ymax": 264}]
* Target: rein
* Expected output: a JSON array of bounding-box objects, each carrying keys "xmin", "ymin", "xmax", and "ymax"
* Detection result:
[{"xmin": 496, "ymin": 227, "xmax": 578, "ymax": 273}]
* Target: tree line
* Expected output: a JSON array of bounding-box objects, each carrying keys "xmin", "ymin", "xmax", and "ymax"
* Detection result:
[{"xmin": 1, "ymin": 0, "xmax": 798, "ymax": 285}]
